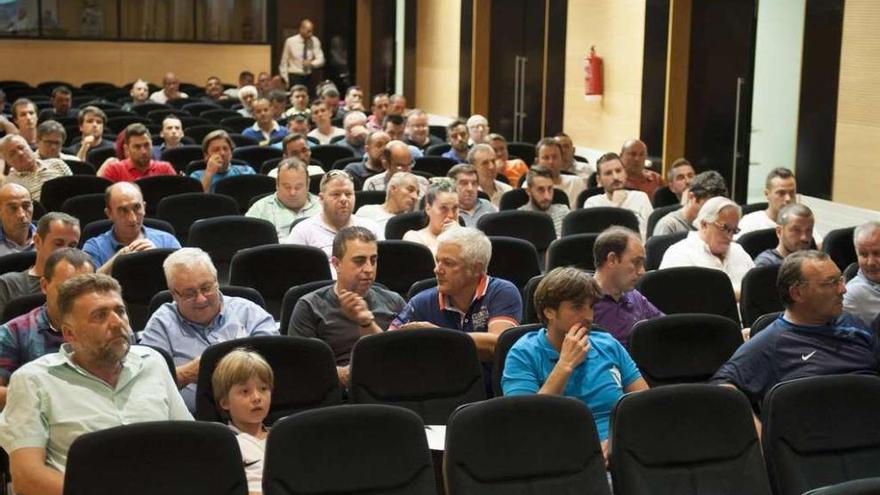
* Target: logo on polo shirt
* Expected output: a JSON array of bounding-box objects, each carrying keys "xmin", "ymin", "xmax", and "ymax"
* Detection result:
[
  {"xmin": 610, "ymin": 367, "xmax": 622, "ymax": 388},
  {"xmin": 472, "ymin": 307, "xmax": 489, "ymax": 330},
  {"xmin": 801, "ymin": 350, "xmax": 817, "ymax": 361}
]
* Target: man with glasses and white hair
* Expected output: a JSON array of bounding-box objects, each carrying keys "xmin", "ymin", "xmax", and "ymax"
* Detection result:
[
  {"xmin": 140, "ymin": 248, "xmax": 277, "ymax": 412},
  {"xmin": 659, "ymin": 196, "xmax": 754, "ymax": 298}
]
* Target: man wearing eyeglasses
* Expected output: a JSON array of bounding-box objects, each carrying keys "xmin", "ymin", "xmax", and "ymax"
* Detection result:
[
  {"xmin": 659, "ymin": 196, "xmax": 755, "ymax": 298},
  {"xmin": 140, "ymin": 248, "xmax": 277, "ymax": 412},
  {"xmin": 362, "ymin": 140, "xmax": 429, "ymax": 195}
]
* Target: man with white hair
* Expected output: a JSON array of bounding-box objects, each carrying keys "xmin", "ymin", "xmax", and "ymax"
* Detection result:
[
  {"xmin": 844, "ymin": 221, "xmax": 880, "ymax": 327},
  {"xmin": 140, "ymin": 248, "xmax": 277, "ymax": 412},
  {"xmin": 659, "ymin": 196, "xmax": 755, "ymax": 296},
  {"xmin": 466, "ymin": 115, "xmax": 489, "ymax": 145},
  {"xmin": 389, "ymin": 227, "xmax": 522, "ymax": 361},
  {"xmin": 356, "ymin": 171, "xmax": 420, "ymax": 229},
  {"xmin": 236, "ymin": 85, "xmax": 259, "ymax": 118},
  {"xmin": 0, "ymin": 134, "xmax": 71, "ymax": 201}
]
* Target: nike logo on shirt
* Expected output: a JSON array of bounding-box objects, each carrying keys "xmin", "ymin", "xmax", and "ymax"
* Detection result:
[{"xmin": 801, "ymin": 351, "xmax": 817, "ymax": 361}]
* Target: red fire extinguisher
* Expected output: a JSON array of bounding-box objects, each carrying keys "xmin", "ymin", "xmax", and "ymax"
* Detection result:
[{"xmin": 584, "ymin": 45, "xmax": 603, "ymax": 100}]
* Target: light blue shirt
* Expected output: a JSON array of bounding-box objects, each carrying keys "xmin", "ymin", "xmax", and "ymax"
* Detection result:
[
  {"xmin": 139, "ymin": 294, "xmax": 279, "ymax": 411},
  {"xmin": 0, "ymin": 223, "xmax": 36, "ymax": 257},
  {"xmin": 502, "ymin": 328, "xmax": 641, "ymax": 440},
  {"xmin": 82, "ymin": 226, "xmax": 181, "ymax": 268},
  {"xmin": 458, "ymin": 198, "xmax": 497, "ymax": 228},
  {"xmin": 0, "ymin": 344, "xmax": 192, "ymax": 472},
  {"xmin": 190, "ymin": 164, "xmax": 256, "ymax": 192},
  {"xmin": 844, "ymin": 270, "xmax": 880, "ymax": 327}
]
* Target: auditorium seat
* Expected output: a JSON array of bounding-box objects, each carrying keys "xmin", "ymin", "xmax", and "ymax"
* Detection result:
[
  {"xmin": 644, "ymin": 231, "xmax": 687, "ymax": 271},
  {"xmin": 546, "ymin": 233, "xmax": 599, "ymax": 271},
  {"xmin": 214, "ymin": 174, "xmax": 276, "ymax": 213},
  {"xmin": 486, "ymin": 236, "xmax": 541, "ymax": 291},
  {"xmin": 636, "ymin": 266, "xmax": 741, "ymax": 325},
  {"xmin": 491, "ymin": 323, "xmax": 542, "ymax": 396},
  {"xmin": 561, "ymin": 207, "xmax": 640, "ymax": 236},
  {"xmin": 111, "ymin": 248, "xmax": 177, "ymax": 331},
  {"xmin": 376, "ymin": 240, "xmax": 435, "ymax": 296},
  {"xmin": 61, "ymin": 193, "xmax": 107, "ymax": 227},
  {"xmin": 39, "ymin": 175, "xmax": 112, "ymax": 213},
  {"xmin": 280, "ymin": 280, "xmax": 335, "ymax": 334},
  {"xmin": 646, "ymin": 204, "xmax": 681, "ymax": 239},
  {"xmin": 737, "ymin": 227, "xmax": 778, "ymax": 259},
  {"xmin": 477, "ymin": 211, "xmax": 557, "ymax": 254},
  {"xmin": 156, "ymin": 192, "xmax": 239, "ymax": 244},
  {"xmin": 187, "ymin": 216, "xmax": 278, "ymax": 283},
  {"xmin": 740, "ymin": 264, "xmax": 783, "ymax": 327}
]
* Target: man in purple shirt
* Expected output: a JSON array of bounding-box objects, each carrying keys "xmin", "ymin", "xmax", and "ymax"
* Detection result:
[{"xmin": 592, "ymin": 226, "xmax": 663, "ymax": 348}]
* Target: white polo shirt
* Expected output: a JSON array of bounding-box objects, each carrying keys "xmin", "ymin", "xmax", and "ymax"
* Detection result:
[{"xmin": 659, "ymin": 231, "xmax": 755, "ymax": 293}]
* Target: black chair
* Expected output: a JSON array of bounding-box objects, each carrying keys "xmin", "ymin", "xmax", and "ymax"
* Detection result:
[
  {"xmin": 2, "ymin": 293, "xmax": 46, "ymax": 323},
  {"xmin": 264, "ymin": 404, "xmax": 436, "ymax": 495},
  {"xmin": 148, "ymin": 286, "xmax": 265, "ymax": 319},
  {"xmin": 280, "ymin": 280, "xmax": 335, "ymax": 335},
  {"xmin": 385, "ymin": 211, "xmax": 428, "ymax": 240},
  {"xmin": 156, "ymin": 193, "xmax": 240, "ymax": 244},
  {"xmin": 61, "ymin": 193, "xmax": 107, "ymax": 228},
  {"xmin": 844, "ymin": 261, "xmax": 859, "ymax": 282},
  {"xmin": 195, "ymin": 335, "xmax": 341, "ymax": 424},
  {"xmin": 232, "ymin": 145, "xmax": 283, "ymax": 169},
  {"xmin": 610, "ymin": 384, "xmax": 772, "ymax": 495},
  {"xmin": 644, "ymin": 231, "xmax": 687, "ymax": 271},
  {"xmin": 428, "ymin": 125, "xmax": 446, "ymax": 140},
  {"xmin": 574, "ymin": 186, "xmax": 605, "ymax": 206},
  {"xmin": 487, "ymin": 236, "xmax": 542, "ymax": 291},
  {"xmin": 214, "ymin": 175, "xmax": 276, "ymax": 213},
  {"xmin": 310, "ymin": 145, "xmax": 356, "ymax": 168},
  {"xmin": 64, "ymin": 421, "xmax": 248, "ymax": 495},
  {"xmin": 105, "ymin": 115, "xmax": 151, "ymax": 134},
  {"xmin": 62, "ymin": 159, "xmax": 96, "ymax": 175},
  {"xmin": 750, "ymin": 311, "xmax": 783, "ymax": 338},
  {"xmin": 652, "ymin": 186, "xmax": 680, "ymax": 208},
  {"xmin": 188, "ymin": 216, "xmax": 277, "ymax": 283},
  {"xmin": 0, "ymin": 251, "xmax": 37, "ymax": 276},
  {"xmin": 178, "ymin": 116, "xmax": 212, "ymax": 129},
  {"xmin": 477, "ymin": 211, "xmax": 557, "ymax": 254},
  {"xmin": 636, "ymin": 266, "xmax": 741, "ymax": 325},
  {"xmin": 229, "ymin": 244, "xmax": 332, "ymax": 319},
  {"xmin": 331, "ymin": 156, "xmax": 362, "ymax": 171},
  {"xmin": 802, "ymin": 478, "xmax": 880, "ymax": 495},
  {"xmin": 408, "ymin": 277, "xmax": 438, "ymax": 300},
  {"xmin": 376, "ymin": 240, "xmax": 435, "ymax": 297},
  {"xmin": 353, "ymin": 190, "xmax": 386, "ymax": 212},
  {"xmin": 738, "ymin": 227, "xmax": 778, "ymax": 259},
  {"xmin": 823, "ymin": 226, "xmax": 857, "ymax": 270},
  {"xmin": 111, "ymin": 248, "xmax": 177, "ymax": 330},
  {"xmin": 184, "ymin": 158, "xmax": 250, "ymax": 176},
  {"xmin": 219, "ymin": 116, "xmax": 254, "ymax": 131},
  {"xmin": 181, "ymin": 102, "xmax": 221, "ymax": 115},
  {"xmin": 497, "ymin": 188, "xmax": 569, "ymax": 211},
  {"xmin": 79, "ymin": 218, "xmax": 176, "ymax": 248},
  {"xmin": 39, "ymin": 175, "xmax": 112, "ymax": 212},
  {"xmin": 491, "ymin": 324, "xmax": 542, "ymax": 396},
  {"xmin": 260, "ymin": 157, "xmax": 284, "ymax": 175},
  {"xmin": 200, "ymin": 108, "xmax": 240, "ymax": 123},
  {"xmin": 561, "ymin": 206, "xmax": 640, "ymax": 236},
  {"xmin": 520, "ymin": 274, "xmax": 543, "ymax": 324},
  {"xmin": 413, "ymin": 156, "xmax": 457, "ymax": 177},
  {"xmin": 349, "ymin": 328, "xmax": 486, "ymax": 424},
  {"xmin": 146, "ymin": 108, "xmax": 190, "ymax": 124},
  {"xmin": 762, "ymin": 375, "xmax": 880, "ymax": 495},
  {"xmin": 130, "ymin": 102, "xmax": 170, "ymax": 116},
  {"xmin": 445, "ymin": 395, "xmax": 610, "ymax": 495},
  {"xmin": 740, "ymin": 264, "xmax": 784, "ymax": 328},
  {"xmin": 741, "ymin": 201, "xmax": 769, "ymax": 216},
  {"xmin": 646, "ymin": 204, "xmax": 682, "ymax": 238},
  {"xmin": 629, "ymin": 313, "xmax": 743, "ymax": 386},
  {"xmin": 85, "ymin": 146, "xmax": 118, "ymax": 167},
  {"xmin": 227, "ymin": 133, "xmax": 259, "ymax": 147},
  {"xmin": 160, "ymin": 145, "xmax": 205, "ymax": 174},
  {"xmin": 426, "ymin": 143, "xmax": 452, "ymax": 157},
  {"xmin": 546, "ymin": 233, "xmax": 599, "ymax": 271},
  {"xmin": 182, "ymin": 124, "xmax": 223, "ymax": 145},
  {"xmin": 506, "ymin": 142, "xmax": 536, "ymax": 165},
  {"xmin": 134, "ymin": 175, "xmax": 203, "ymax": 216}
]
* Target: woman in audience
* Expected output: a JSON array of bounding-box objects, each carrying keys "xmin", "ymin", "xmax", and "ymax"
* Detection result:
[
  {"xmin": 213, "ymin": 348, "xmax": 274, "ymax": 495},
  {"xmin": 403, "ymin": 178, "xmax": 459, "ymax": 255}
]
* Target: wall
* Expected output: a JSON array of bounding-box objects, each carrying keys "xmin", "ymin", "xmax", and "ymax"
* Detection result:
[
  {"xmin": 0, "ymin": 39, "xmax": 271, "ymax": 87},
  {"xmin": 414, "ymin": 0, "xmax": 461, "ymax": 116},
  {"xmin": 562, "ymin": 0, "xmax": 646, "ymax": 153},
  {"xmin": 833, "ymin": 0, "xmax": 880, "ymax": 210}
]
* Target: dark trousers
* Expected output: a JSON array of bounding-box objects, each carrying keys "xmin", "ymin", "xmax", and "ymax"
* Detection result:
[{"xmin": 289, "ymin": 73, "xmax": 314, "ymax": 96}]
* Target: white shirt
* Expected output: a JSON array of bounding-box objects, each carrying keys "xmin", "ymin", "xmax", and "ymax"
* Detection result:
[
  {"xmin": 362, "ymin": 173, "xmax": 430, "ymax": 196},
  {"xmin": 355, "ymin": 204, "xmax": 396, "ymax": 230},
  {"xmin": 659, "ymin": 231, "xmax": 756, "ymax": 293},
  {"xmin": 583, "ymin": 190, "xmax": 654, "ymax": 239},
  {"xmin": 149, "ymin": 90, "xmax": 188, "ymax": 104},
  {"xmin": 284, "ymin": 214, "xmax": 383, "ymax": 277},
  {"xmin": 481, "ymin": 180, "xmax": 512, "ymax": 208},
  {"xmin": 308, "ymin": 127, "xmax": 345, "ymax": 145},
  {"xmin": 228, "ymin": 424, "xmax": 266, "ymax": 493},
  {"xmin": 735, "ymin": 210, "xmax": 777, "ymax": 239},
  {"xmin": 279, "ymin": 34, "xmax": 325, "ymax": 80},
  {"xmin": 403, "ymin": 228, "xmax": 441, "ymax": 256},
  {"xmin": 556, "ymin": 174, "xmax": 587, "ymax": 209}
]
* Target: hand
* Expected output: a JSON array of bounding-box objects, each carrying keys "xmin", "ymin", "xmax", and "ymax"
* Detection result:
[
  {"xmin": 206, "ymin": 153, "xmax": 225, "ymax": 174},
  {"xmin": 398, "ymin": 321, "xmax": 437, "ymax": 330},
  {"xmin": 176, "ymin": 356, "xmax": 201, "ymax": 387},
  {"xmin": 336, "ymin": 365, "xmax": 351, "ymax": 388},
  {"xmin": 80, "ymin": 134, "xmax": 96, "ymax": 150},
  {"xmin": 303, "ymin": 59, "xmax": 312, "ymax": 68},
  {"xmin": 558, "ymin": 324, "xmax": 590, "ymax": 371},
  {"xmin": 338, "ymin": 289, "xmax": 374, "ymax": 327},
  {"xmin": 601, "ymin": 440, "xmax": 609, "ymax": 468},
  {"xmin": 610, "ymin": 189, "xmax": 628, "ymax": 207},
  {"xmin": 122, "ymin": 239, "xmax": 156, "ymax": 254}
]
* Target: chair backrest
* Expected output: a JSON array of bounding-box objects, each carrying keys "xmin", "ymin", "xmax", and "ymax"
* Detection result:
[
  {"xmin": 561, "ymin": 207, "xmax": 640, "ymax": 236},
  {"xmin": 219, "ymin": 115, "xmax": 254, "ymax": 131},
  {"xmin": 823, "ymin": 226, "xmax": 856, "ymax": 270},
  {"xmin": 491, "ymin": 324, "xmax": 542, "ymax": 396},
  {"xmin": 39, "ymin": 175, "xmax": 112, "ymax": 212},
  {"xmin": 546, "ymin": 233, "xmax": 599, "ymax": 271},
  {"xmin": 354, "ymin": 190, "xmax": 387, "ymax": 211},
  {"xmin": 232, "ymin": 144, "xmax": 283, "ymax": 168},
  {"xmin": 376, "ymin": 240, "xmax": 436, "ymax": 296},
  {"xmin": 477, "ymin": 211, "xmax": 557, "ymax": 252},
  {"xmin": 160, "ymin": 144, "xmax": 205, "ymax": 174},
  {"xmin": 310, "ymin": 145, "xmax": 355, "ymax": 168},
  {"xmin": 135, "ymin": 174, "xmax": 203, "ymax": 215},
  {"xmin": 264, "ymin": 404, "xmax": 436, "ymax": 495},
  {"xmin": 762, "ymin": 375, "xmax": 880, "ymax": 495},
  {"xmin": 740, "ymin": 264, "xmax": 783, "ymax": 327},
  {"xmin": 629, "ymin": 313, "xmax": 743, "ymax": 386},
  {"xmin": 85, "ymin": 146, "xmax": 118, "ymax": 168},
  {"xmin": 62, "ymin": 159, "xmax": 96, "ymax": 175},
  {"xmin": 187, "ymin": 216, "xmax": 278, "ymax": 282},
  {"xmin": 738, "ymin": 227, "xmax": 778, "ymax": 259},
  {"xmin": 741, "ymin": 201, "xmax": 769, "ymax": 215},
  {"xmin": 280, "ymin": 280, "xmax": 335, "ymax": 334},
  {"xmin": 644, "ymin": 231, "xmax": 687, "ymax": 271},
  {"xmin": 636, "ymin": 266, "xmax": 741, "ymax": 325},
  {"xmin": 64, "ymin": 421, "xmax": 248, "ymax": 495},
  {"xmin": 349, "ymin": 328, "xmax": 486, "ymax": 424},
  {"xmin": 200, "ymin": 109, "xmax": 240, "ymax": 123},
  {"xmin": 610, "ymin": 384, "xmax": 772, "ymax": 495},
  {"xmin": 331, "ymin": 156, "xmax": 362, "ymax": 170},
  {"xmin": 385, "ymin": 210, "xmax": 428, "ymax": 240},
  {"xmin": 425, "ymin": 143, "xmax": 451, "ymax": 156},
  {"xmin": 749, "ymin": 311, "xmax": 783, "ymax": 338},
  {"xmin": 111, "ymin": 248, "xmax": 177, "ymax": 330},
  {"xmin": 195, "ymin": 335, "xmax": 341, "ymax": 424},
  {"xmin": 646, "ymin": 204, "xmax": 682, "ymax": 239},
  {"xmin": 520, "ymin": 274, "xmax": 544, "ymax": 324},
  {"xmin": 801, "ymin": 478, "xmax": 880, "ymax": 495},
  {"xmin": 78, "ymin": 218, "xmax": 175, "ymax": 248},
  {"xmin": 0, "ymin": 250, "xmax": 37, "ymax": 276},
  {"xmin": 148, "ymin": 286, "xmax": 265, "ymax": 321},
  {"xmin": 130, "ymin": 102, "xmax": 170, "ymax": 116},
  {"xmin": 652, "ymin": 186, "xmax": 680, "ymax": 208},
  {"xmin": 61, "ymin": 193, "xmax": 107, "ymax": 227},
  {"xmin": 445, "ymin": 395, "xmax": 610, "ymax": 495},
  {"xmin": 228, "ymin": 133, "xmax": 261, "ymax": 148},
  {"xmin": 413, "ymin": 156, "xmax": 457, "ymax": 177},
  {"xmin": 156, "ymin": 192, "xmax": 240, "ymax": 243},
  {"xmin": 407, "ymin": 277, "xmax": 437, "ymax": 300},
  {"xmin": 506, "ymin": 142, "xmax": 536, "ymax": 165},
  {"xmin": 213, "ymin": 174, "xmax": 277, "ymax": 213},
  {"xmin": 844, "ymin": 261, "xmax": 859, "ymax": 282},
  {"xmin": 1, "ymin": 293, "xmax": 46, "ymax": 323},
  {"xmin": 486, "ymin": 236, "xmax": 542, "ymax": 291}
]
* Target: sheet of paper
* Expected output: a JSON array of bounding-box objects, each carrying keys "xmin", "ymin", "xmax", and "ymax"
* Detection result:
[{"xmin": 424, "ymin": 425, "xmax": 446, "ymax": 451}]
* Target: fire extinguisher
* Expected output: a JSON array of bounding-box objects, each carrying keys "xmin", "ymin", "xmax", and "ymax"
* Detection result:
[{"xmin": 584, "ymin": 45, "xmax": 603, "ymax": 101}]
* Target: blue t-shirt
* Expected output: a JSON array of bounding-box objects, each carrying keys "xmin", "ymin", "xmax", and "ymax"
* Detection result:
[
  {"xmin": 190, "ymin": 165, "xmax": 256, "ymax": 192},
  {"xmin": 82, "ymin": 226, "xmax": 181, "ymax": 268},
  {"xmin": 502, "ymin": 328, "xmax": 641, "ymax": 440},
  {"xmin": 711, "ymin": 312, "xmax": 879, "ymax": 403},
  {"xmin": 441, "ymin": 148, "xmax": 467, "ymax": 164}
]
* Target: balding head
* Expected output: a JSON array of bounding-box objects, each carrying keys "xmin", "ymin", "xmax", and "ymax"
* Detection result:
[
  {"xmin": 0, "ymin": 134, "xmax": 37, "ymax": 172},
  {"xmin": 382, "ymin": 140, "xmax": 414, "ymax": 175},
  {"xmin": 620, "ymin": 139, "xmax": 647, "ymax": 175},
  {"xmin": 0, "ymin": 183, "xmax": 34, "ymax": 239}
]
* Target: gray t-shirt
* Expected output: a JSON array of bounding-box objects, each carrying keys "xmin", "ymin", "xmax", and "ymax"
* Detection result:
[
  {"xmin": 0, "ymin": 270, "xmax": 40, "ymax": 319},
  {"xmin": 754, "ymin": 248, "xmax": 784, "ymax": 267},
  {"xmin": 653, "ymin": 209, "xmax": 694, "ymax": 237},
  {"xmin": 289, "ymin": 284, "xmax": 406, "ymax": 365}
]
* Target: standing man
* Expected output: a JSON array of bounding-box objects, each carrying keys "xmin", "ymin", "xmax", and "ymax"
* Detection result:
[
  {"xmin": 0, "ymin": 184, "xmax": 35, "ymax": 257},
  {"xmin": 246, "ymin": 158, "xmax": 321, "ymax": 241},
  {"xmin": 98, "ymin": 124, "xmax": 176, "ymax": 182},
  {"xmin": 584, "ymin": 152, "xmax": 653, "ymax": 238},
  {"xmin": 621, "ymin": 139, "xmax": 664, "ymax": 200},
  {"xmin": 280, "ymin": 18, "xmax": 325, "ymax": 95},
  {"xmin": 844, "ymin": 221, "xmax": 880, "ymax": 327},
  {"xmin": 190, "ymin": 130, "xmax": 256, "ymax": 193},
  {"xmin": 518, "ymin": 166, "xmax": 570, "ymax": 238},
  {"xmin": 0, "ymin": 134, "xmax": 72, "ymax": 201}
]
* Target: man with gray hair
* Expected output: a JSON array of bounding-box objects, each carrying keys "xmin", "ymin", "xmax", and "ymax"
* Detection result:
[
  {"xmin": 653, "ymin": 170, "xmax": 728, "ymax": 236},
  {"xmin": 389, "ymin": 227, "xmax": 522, "ymax": 361},
  {"xmin": 356, "ymin": 171, "xmax": 420, "ymax": 229},
  {"xmin": 470, "ymin": 143, "xmax": 511, "ymax": 207},
  {"xmin": 140, "ymin": 247, "xmax": 277, "ymax": 412},
  {"xmin": 246, "ymin": 157, "xmax": 321, "ymax": 241},
  {"xmin": 754, "ymin": 203, "xmax": 815, "ymax": 267},
  {"xmin": 0, "ymin": 273, "xmax": 191, "ymax": 494},
  {"xmin": 660, "ymin": 196, "xmax": 755, "ymax": 297},
  {"xmin": 0, "ymin": 134, "xmax": 72, "ymax": 201},
  {"xmin": 0, "ymin": 183, "xmax": 36, "ymax": 257},
  {"xmin": 844, "ymin": 221, "xmax": 880, "ymax": 326},
  {"xmin": 362, "ymin": 140, "xmax": 429, "ymax": 194}
]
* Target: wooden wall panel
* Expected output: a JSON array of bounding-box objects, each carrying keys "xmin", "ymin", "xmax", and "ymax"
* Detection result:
[{"xmin": 414, "ymin": 0, "xmax": 461, "ymax": 116}]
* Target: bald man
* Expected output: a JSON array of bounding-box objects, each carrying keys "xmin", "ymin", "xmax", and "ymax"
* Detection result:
[
  {"xmin": 0, "ymin": 184, "xmax": 36, "ymax": 257},
  {"xmin": 0, "ymin": 135, "xmax": 71, "ymax": 202},
  {"xmin": 621, "ymin": 139, "xmax": 664, "ymax": 201},
  {"xmin": 150, "ymin": 72, "xmax": 189, "ymax": 104},
  {"xmin": 362, "ymin": 140, "xmax": 429, "ymax": 194}
]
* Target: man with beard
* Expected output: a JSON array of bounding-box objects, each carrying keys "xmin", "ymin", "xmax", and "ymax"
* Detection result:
[
  {"xmin": 0, "ymin": 183, "xmax": 36, "ymax": 257},
  {"xmin": 518, "ymin": 166, "xmax": 569, "ymax": 238},
  {"xmin": 754, "ymin": 203, "xmax": 815, "ymax": 267},
  {"xmin": 442, "ymin": 119, "xmax": 470, "ymax": 163},
  {"xmin": 583, "ymin": 152, "xmax": 653, "ymax": 238},
  {"xmin": 98, "ymin": 124, "xmax": 175, "ymax": 182}
]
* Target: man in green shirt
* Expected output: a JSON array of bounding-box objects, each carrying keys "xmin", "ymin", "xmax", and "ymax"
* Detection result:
[{"xmin": 246, "ymin": 157, "xmax": 321, "ymax": 240}]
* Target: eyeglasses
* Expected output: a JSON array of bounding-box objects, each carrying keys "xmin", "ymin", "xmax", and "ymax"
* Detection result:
[
  {"xmin": 712, "ymin": 221, "xmax": 741, "ymax": 236},
  {"xmin": 801, "ymin": 276, "xmax": 846, "ymax": 289},
  {"xmin": 173, "ymin": 282, "xmax": 218, "ymax": 301}
]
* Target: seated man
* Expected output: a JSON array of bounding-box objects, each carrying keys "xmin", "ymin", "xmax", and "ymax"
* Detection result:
[
  {"xmin": 713, "ymin": 250, "xmax": 875, "ymax": 406},
  {"xmin": 388, "ymin": 93, "xmax": 407, "ymax": 116},
  {"xmin": 122, "ymin": 79, "xmax": 150, "ymax": 112},
  {"xmin": 337, "ymin": 111, "xmax": 368, "ymax": 158},
  {"xmin": 224, "ymin": 71, "xmax": 255, "ymax": 100},
  {"xmin": 202, "ymin": 75, "xmax": 229, "ymax": 102},
  {"xmin": 83, "ymin": 182, "xmax": 181, "ymax": 274},
  {"xmin": 844, "ymin": 221, "xmax": 880, "ymax": 327},
  {"xmin": 584, "ymin": 152, "xmax": 653, "ymax": 238},
  {"xmin": 502, "ymin": 267, "xmax": 648, "ymax": 453},
  {"xmin": 242, "ymin": 98, "xmax": 288, "ymax": 146},
  {"xmin": 366, "ymin": 93, "xmax": 389, "ymax": 131},
  {"xmin": 592, "ymin": 227, "xmax": 663, "ymax": 348},
  {"xmin": 150, "ymin": 71, "xmax": 188, "ymax": 103},
  {"xmin": 0, "ymin": 213, "xmax": 80, "ymax": 317},
  {"xmin": 38, "ymin": 86, "xmax": 76, "ymax": 122},
  {"xmin": 448, "ymin": 163, "xmax": 496, "ymax": 228},
  {"xmin": 191, "ymin": 130, "xmax": 256, "ymax": 192},
  {"xmin": 0, "ymin": 273, "xmax": 191, "ymax": 494},
  {"xmin": 653, "ymin": 170, "xmax": 728, "ymax": 236},
  {"xmin": 653, "ymin": 158, "xmax": 695, "ymax": 207},
  {"xmin": 389, "ymin": 227, "xmax": 521, "ymax": 361},
  {"xmin": 404, "ymin": 109, "xmax": 442, "ymax": 153},
  {"xmin": 140, "ymin": 248, "xmax": 277, "ymax": 411},
  {"xmin": 237, "ymin": 85, "xmax": 258, "ymax": 118},
  {"xmin": 555, "ymin": 132, "xmax": 593, "ymax": 179},
  {"xmin": 660, "ymin": 196, "xmax": 755, "ymax": 297},
  {"xmin": 362, "ymin": 140, "xmax": 429, "ymax": 194},
  {"xmin": 342, "ymin": 85, "xmax": 365, "ymax": 113},
  {"xmin": 0, "ymin": 134, "xmax": 72, "ymax": 201},
  {"xmin": 269, "ymin": 133, "xmax": 324, "ymax": 177},
  {"xmin": 488, "ymin": 133, "xmax": 529, "ymax": 187},
  {"xmin": 322, "ymin": 86, "xmax": 346, "ymax": 121},
  {"xmin": 517, "ymin": 165, "xmax": 570, "ymax": 238},
  {"xmin": 442, "ymin": 119, "xmax": 470, "ymax": 163},
  {"xmin": 246, "ymin": 158, "xmax": 321, "ymax": 241},
  {"xmin": 284, "ymin": 84, "xmax": 311, "ymax": 118},
  {"xmin": 344, "ymin": 130, "xmax": 390, "ymax": 185},
  {"xmin": 0, "ymin": 248, "xmax": 94, "ymax": 408},
  {"xmin": 471, "ymin": 144, "xmax": 512, "ymax": 208},
  {"xmin": 69, "ymin": 106, "xmax": 114, "ymax": 162},
  {"xmin": 536, "ymin": 137, "xmax": 585, "ymax": 209},
  {"xmin": 151, "ymin": 116, "xmax": 185, "ymax": 160},
  {"xmin": 466, "ymin": 115, "xmax": 489, "ymax": 145},
  {"xmin": 737, "ymin": 167, "xmax": 798, "ymax": 238},
  {"xmin": 290, "ymin": 227, "xmax": 405, "ymax": 385},
  {"xmin": 35, "ymin": 120, "xmax": 77, "ymax": 161},
  {"xmin": 10, "ymin": 98, "xmax": 38, "ymax": 147},
  {"xmin": 98, "ymin": 123, "xmax": 176, "ymax": 182},
  {"xmin": 0, "ymin": 184, "xmax": 36, "ymax": 257},
  {"xmin": 307, "ymin": 100, "xmax": 344, "ymax": 145},
  {"xmin": 356, "ymin": 171, "xmax": 420, "ymax": 229},
  {"xmin": 621, "ymin": 139, "xmax": 664, "ymax": 201},
  {"xmin": 754, "ymin": 203, "xmax": 815, "ymax": 267}
]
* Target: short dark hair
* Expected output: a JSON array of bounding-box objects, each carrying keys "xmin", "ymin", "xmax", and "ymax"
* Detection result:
[
  {"xmin": 535, "ymin": 137, "xmax": 561, "ymax": 156},
  {"xmin": 777, "ymin": 203, "xmax": 813, "ymax": 225},
  {"xmin": 667, "ymin": 158, "xmax": 692, "ymax": 181},
  {"xmin": 321, "ymin": 87, "xmax": 340, "ymax": 99},
  {"xmin": 77, "ymin": 106, "xmax": 106, "ymax": 125},
  {"xmin": 595, "ymin": 152, "xmax": 622, "ymax": 174},
  {"xmin": 276, "ymin": 157, "xmax": 309, "ymax": 177},
  {"xmin": 281, "ymin": 132, "xmax": 307, "ymax": 150},
  {"xmin": 44, "ymin": 248, "xmax": 93, "ymax": 282},
  {"xmin": 57, "ymin": 273, "xmax": 121, "ymax": 322},
  {"xmin": 37, "ymin": 212, "xmax": 79, "ymax": 239},
  {"xmin": 593, "ymin": 226, "xmax": 640, "ymax": 268},
  {"xmin": 382, "ymin": 114, "xmax": 405, "ymax": 127},
  {"xmin": 446, "ymin": 119, "xmax": 467, "ymax": 133},
  {"xmin": 11, "ymin": 98, "xmax": 35, "ymax": 118},
  {"xmin": 525, "ymin": 165, "xmax": 554, "ymax": 187},
  {"xmin": 51, "ymin": 86, "xmax": 72, "ymax": 97},
  {"xmin": 777, "ymin": 250, "xmax": 830, "ymax": 307},
  {"xmin": 332, "ymin": 226, "xmax": 376, "ymax": 259},
  {"xmin": 447, "ymin": 163, "xmax": 477, "ymax": 181},
  {"xmin": 267, "ymin": 90, "xmax": 288, "ymax": 104},
  {"xmin": 291, "ymin": 84, "xmax": 308, "ymax": 94},
  {"xmin": 37, "ymin": 120, "xmax": 66, "ymax": 141},
  {"xmin": 124, "ymin": 123, "xmax": 151, "ymax": 144},
  {"xmin": 534, "ymin": 267, "xmax": 602, "ymax": 325},
  {"xmin": 688, "ymin": 170, "xmax": 728, "ymax": 200},
  {"xmin": 765, "ymin": 167, "xmax": 794, "ymax": 189}
]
